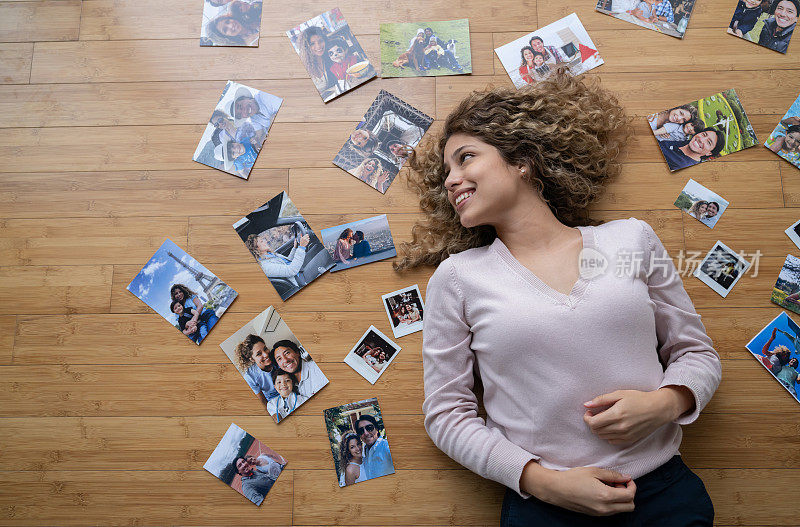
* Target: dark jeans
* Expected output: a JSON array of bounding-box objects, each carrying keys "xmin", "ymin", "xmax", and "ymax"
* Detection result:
[{"xmin": 501, "ymin": 456, "xmax": 713, "ymax": 527}]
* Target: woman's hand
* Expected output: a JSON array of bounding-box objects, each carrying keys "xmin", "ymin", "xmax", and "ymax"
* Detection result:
[
  {"xmin": 583, "ymin": 387, "xmax": 694, "ymax": 445},
  {"xmin": 298, "ymin": 234, "xmax": 310, "ymax": 248},
  {"xmin": 520, "ymin": 461, "xmax": 636, "ymax": 516}
]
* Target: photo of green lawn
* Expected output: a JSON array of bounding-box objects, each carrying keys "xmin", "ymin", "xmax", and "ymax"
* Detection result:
[{"xmin": 379, "ymin": 20, "xmax": 471, "ymax": 78}]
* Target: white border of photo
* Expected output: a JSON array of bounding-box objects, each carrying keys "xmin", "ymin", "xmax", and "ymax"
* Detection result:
[
  {"xmin": 343, "ymin": 325, "xmax": 402, "ymax": 384},
  {"xmin": 381, "ymin": 284, "xmax": 424, "ymax": 338},
  {"xmin": 693, "ymin": 240, "xmax": 751, "ymax": 298}
]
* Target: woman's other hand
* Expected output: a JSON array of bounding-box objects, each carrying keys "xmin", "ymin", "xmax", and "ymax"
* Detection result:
[{"xmin": 298, "ymin": 234, "xmax": 310, "ymax": 248}]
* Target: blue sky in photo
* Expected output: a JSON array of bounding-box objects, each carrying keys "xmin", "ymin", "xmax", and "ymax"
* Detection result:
[
  {"xmin": 204, "ymin": 424, "xmax": 247, "ymax": 477},
  {"xmin": 745, "ymin": 311, "xmax": 800, "ymax": 359}
]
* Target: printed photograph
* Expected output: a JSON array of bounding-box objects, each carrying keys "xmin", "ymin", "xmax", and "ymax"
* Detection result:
[
  {"xmin": 320, "ymin": 214, "xmax": 397, "ymax": 272},
  {"xmin": 771, "ymin": 255, "xmax": 800, "ymax": 315},
  {"xmin": 728, "ymin": 0, "xmax": 797, "ymax": 54},
  {"xmin": 332, "ymin": 90, "xmax": 433, "ymax": 193},
  {"xmin": 494, "ymin": 13, "xmax": 603, "ymax": 88},
  {"xmin": 127, "ymin": 239, "xmax": 237, "ymax": 345},
  {"xmin": 343, "ymin": 326, "xmax": 402, "ymax": 384},
  {"xmin": 694, "ymin": 241, "xmax": 751, "ymax": 298},
  {"xmin": 193, "ymin": 81, "xmax": 282, "ymax": 179},
  {"xmin": 203, "ymin": 423, "xmax": 287, "ymax": 505},
  {"xmin": 785, "ymin": 219, "xmax": 800, "ymax": 250},
  {"xmin": 765, "ymin": 93, "xmax": 800, "ymax": 169},
  {"xmin": 233, "ymin": 191, "xmax": 335, "ymax": 301},
  {"xmin": 673, "ymin": 179, "xmax": 729, "ymax": 229},
  {"xmin": 648, "ymin": 89, "xmax": 758, "ymax": 172},
  {"xmin": 200, "ymin": 0, "xmax": 262, "ymax": 47},
  {"xmin": 596, "ymin": 0, "xmax": 697, "ymax": 38},
  {"xmin": 220, "ymin": 307, "xmax": 329, "ymax": 423},
  {"xmin": 382, "ymin": 284, "xmax": 424, "ymax": 338},
  {"xmin": 379, "ymin": 20, "xmax": 471, "ymax": 78},
  {"xmin": 744, "ymin": 312, "xmax": 800, "ymax": 402},
  {"xmin": 323, "ymin": 397, "xmax": 396, "ymax": 486},
  {"xmin": 286, "ymin": 8, "xmax": 376, "ymax": 103}
]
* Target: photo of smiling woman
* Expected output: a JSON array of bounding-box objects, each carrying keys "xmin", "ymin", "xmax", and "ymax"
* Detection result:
[
  {"xmin": 394, "ymin": 71, "xmax": 722, "ymax": 524},
  {"xmin": 765, "ymin": 94, "xmax": 800, "ymax": 169},
  {"xmin": 201, "ymin": 0, "xmax": 262, "ymax": 46}
]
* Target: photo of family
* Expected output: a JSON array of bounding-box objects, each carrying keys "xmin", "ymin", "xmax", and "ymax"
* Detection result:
[
  {"xmin": 200, "ymin": 0, "xmax": 261, "ymax": 47},
  {"xmin": 785, "ymin": 219, "xmax": 800, "ymax": 250},
  {"xmin": 494, "ymin": 14, "xmax": 603, "ymax": 88},
  {"xmin": 728, "ymin": 0, "xmax": 797, "ymax": 54},
  {"xmin": 343, "ymin": 326, "xmax": 402, "ymax": 384},
  {"xmin": 596, "ymin": 0, "xmax": 697, "ymax": 38},
  {"xmin": 765, "ymin": 93, "xmax": 800, "ymax": 169},
  {"xmin": 694, "ymin": 241, "xmax": 751, "ymax": 297},
  {"xmin": 220, "ymin": 307, "xmax": 329, "ymax": 423},
  {"xmin": 192, "ymin": 81, "xmax": 282, "ymax": 179},
  {"xmin": 379, "ymin": 20, "xmax": 471, "ymax": 78},
  {"xmin": 673, "ymin": 179, "xmax": 729, "ymax": 229},
  {"xmin": 382, "ymin": 285, "xmax": 424, "ymax": 338},
  {"xmin": 287, "ymin": 8, "xmax": 376, "ymax": 103},
  {"xmin": 233, "ymin": 192, "xmax": 334, "ymax": 301},
  {"xmin": 204, "ymin": 423, "xmax": 287, "ymax": 505},
  {"xmin": 320, "ymin": 214, "xmax": 397, "ymax": 272},
  {"xmin": 771, "ymin": 255, "xmax": 800, "ymax": 315},
  {"xmin": 323, "ymin": 398, "xmax": 395, "ymax": 486},
  {"xmin": 127, "ymin": 239, "xmax": 237, "ymax": 345},
  {"xmin": 648, "ymin": 89, "xmax": 758, "ymax": 172},
  {"xmin": 745, "ymin": 312, "xmax": 800, "ymax": 402},
  {"xmin": 332, "ymin": 90, "xmax": 433, "ymax": 193}
]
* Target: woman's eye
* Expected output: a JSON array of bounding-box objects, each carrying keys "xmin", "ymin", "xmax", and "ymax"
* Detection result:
[{"xmin": 461, "ymin": 153, "xmax": 473, "ymax": 162}]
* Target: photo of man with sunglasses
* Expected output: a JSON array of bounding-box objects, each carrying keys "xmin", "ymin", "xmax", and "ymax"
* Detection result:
[{"xmin": 356, "ymin": 414, "xmax": 395, "ymax": 480}]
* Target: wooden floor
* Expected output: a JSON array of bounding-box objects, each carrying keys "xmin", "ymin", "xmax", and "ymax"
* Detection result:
[{"xmin": 1, "ymin": 0, "xmax": 799, "ymax": 525}]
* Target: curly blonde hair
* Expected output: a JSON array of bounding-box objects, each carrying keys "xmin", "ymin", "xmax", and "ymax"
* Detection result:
[{"xmin": 394, "ymin": 71, "xmax": 631, "ymax": 271}]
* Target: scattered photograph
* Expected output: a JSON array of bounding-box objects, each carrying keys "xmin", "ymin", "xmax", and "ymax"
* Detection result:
[
  {"xmin": 382, "ymin": 285, "xmax": 424, "ymax": 338},
  {"xmin": 320, "ymin": 214, "xmax": 397, "ymax": 272},
  {"xmin": 494, "ymin": 13, "xmax": 603, "ymax": 88},
  {"xmin": 765, "ymin": 93, "xmax": 800, "ymax": 169},
  {"xmin": 673, "ymin": 179, "xmax": 729, "ymax": 229},
  {"xmin": 323, "ymin": 397, "xmax": 396, "ymax": 486},
  {"xmin": 192, "ymin": 81, "xmax": 282, "ymax": 179},
  {"xmin": 785, "ymin": 220, "xmax": 800, "ymax": 250},
  {"xmin": 727, "ymin": 0, "xmax": 797, "ymax": 54},
  {"xmin": 332, "ymin": 90, "xmax": 433, "ymax": 193},
  {"xmin": 233, "ymin": 191, "xmax": 335, "ymax": 301},
  {"xmin": 379, "ymin": 20, "xmax": 471, "ymax": 78},
  {"xmin": 648, "ymin": 89, "xmax": 758, "ymax": 172},
  {"xmin": 343, "ymin": 326, "xmax": 402, "ymax": 384},
  {"xmin": 200, "ymin": 0, "xmax": 262, "ymax": 47},
  {"xmin": 596, "ymin": 0, "xmax": 697, "ymax": 39},
  {"xmin": 220, "ymin": 307, "xmax": 329, "ymax": 423},
  {"xmin": 127, "ymin": 239, "xmax": 237, "ymax": 345},
  {"xmin": 203, "ymin": 423, "xmax": 287, "ymax": 505},
  {"xmin": 693, "ymin": 240, "xmax": 751, "ymax": 297},
  {"xmin": 744, "ymin": 312, "xmax": 800, "ymax": 402},
  {"xmin": 286, "ymin": 8, "xmax": 376, "ymax": 103},
  {"xmin": 771, "ymin": 255, "xmax": 800, "ymax": 316}
]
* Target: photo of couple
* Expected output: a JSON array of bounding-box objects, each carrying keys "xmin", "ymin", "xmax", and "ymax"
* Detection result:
[
  {"xmin": 320, "ymin": 214, "xmax": 397, "ymax": 272},
  {"xmin": 596, "ymin": 0, "xmax": 697, "ymax": 38},
  {"xmin": 382, "ymin": 285, "xmax": 424, "ymax": 338},
  {"xmin": 193, "ymin": 81, "xmax": 282, "ymax": 179},
  {"xmin": 204, "ymin": 423, "xmax": 287, "ymax": 505},
  {"xmin": 333, "ymin": 90, "xmax": 433, "ymax": 193},
  {"xmin": 495, "ymin": 14, "xmax": 603, "ymax": 89},
  {"xmin": 694, "ymin": 241, "xmax": 751, "ymax": 297},
  {"xmin": 746, "ymin": 312, "xmax": 800, "ymax": 402},
  {"xmin": 765, "ymin": 93, "xmax": 800, "ymax": 169},
  {"xmin": 127, "ymin": 239, "xmax": 237, "ymax": 345},
  {"xmin": 220, "ymin": 307, "xmax": 329, "ymax": 423},
  {"xmin": 673, "ymin": 179, "xmax": 729, "ymax": 229},
  {"xmin": 649, "ymin": 89, "xmax": 758, "ymax": 171},
  {"xmin": 287, "ymin": 8, "xmax": 376, "ymax": 102},
  {"xmin": 728, "ymin": 0, "xmax": 797, "ymax": 54},
  {"xmin": 323, "ymin": 398, "xmax": 395, "ymax": 486},
  {"xmin": 344, "ymin": 326, "xmax": 401, "ymax": 384},
  {"xmin": 200, "ymin": 0, "xmax": 262, "ymax": 47},
  {"xmin": 233, "ymin": 192, "xmax": 334, "ymax": 301},
  {"xmin": 379, "ymin": 20, "xmax": 471, "ymax": 78}
]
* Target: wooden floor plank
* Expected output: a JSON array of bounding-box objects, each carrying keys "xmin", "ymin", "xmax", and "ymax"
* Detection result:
[
  {"xmin": 0, "ymin": 315, "xmax": 15, "ymax": 364},
  {"xmin": 0, "ymin": 1, "xmax": 81, "ymax": 43},
  {"xmin": 0, "ymin": 43, "xmax": 33, "ymax": 84},
  {"xmin": 685, "ymin": 256, "xmax": 784, "ymax": 309},
  {"xmin": 684, "ymin": 209, "xmax": 798, "ymax": 258},
  {"xmin": 0, "ymin": 266, "xmax": 112, "ymax": 315}
]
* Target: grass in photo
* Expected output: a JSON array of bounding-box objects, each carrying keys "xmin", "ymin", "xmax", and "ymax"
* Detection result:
[
  {"xmin": 379, "ymin": 20, "xmax": 471, "ymax": 78},
  {"xmin": 770, "ymin": 255, "xmax": 800, "ymax": 316},
  {"xmin": 765, "ymin": 93, "xmax": 800, "ymax": 169},
  {"xmin": 728, "ymin": 0, "xmax": 797, "ymax": 53}
]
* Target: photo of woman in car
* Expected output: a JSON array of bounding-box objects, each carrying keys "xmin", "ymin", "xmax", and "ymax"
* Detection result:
[{"xmin": 233, "ymin": 191, "xmax": 335, "ymax": 301}]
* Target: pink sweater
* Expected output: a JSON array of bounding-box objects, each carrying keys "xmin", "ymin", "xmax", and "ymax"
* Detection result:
[{"xmin": 421, "ymin": 218, "xmax": 721, "ymax": 497}]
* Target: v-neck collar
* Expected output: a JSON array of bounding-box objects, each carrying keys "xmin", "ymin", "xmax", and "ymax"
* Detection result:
[{"xmin": 490, "ymin": 225, "xmax": 596, "ymax": 308}]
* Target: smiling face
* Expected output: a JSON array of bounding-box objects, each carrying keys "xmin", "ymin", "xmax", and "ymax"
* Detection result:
[
  {"xmin": 530, "ymin": 38, "xmax": 544, "ymax": 53},
  {"xmin": 234, "ymin": 97, "xmax": 258, "ymax": 119},
  {"xmin": 790, "ymin": 358, "xmax": 799, "ymax": 368},
  {"xmin": 362, "ymin": 159, "xmax": 377, "ymax": 174},
  {"xmin": 687, "ymin": 130, "xmax": 719, "ymax": 156},
  {"xmin": 705, "ymin": 203, "xmax": 719, "ymax": 217},
  {"xmin": 236, "ymin": 457, "xmax": 255, "ymax": 476},
  {"xmin": 696, "ymin": 202, "xmax": 708, "ymax": 216},
  {"xmin": 274, "ymin": 345, "xmax": 300, "ymax": 373},
  {"xmin": 785, "ymin": 130, "xmax": 800, "ymax": 152},
  {"xmin": 350, "ymin": 130, "xmax": 368, "ymax": 148},
  {"xmin": 743, "ymin": 0, "xmax": 761, "ymax": 7},
  {"xmin": 357, "ymin": 419, "xmax": 378, "ymax": 446},
  {"xmin": 774, "ymin": 0, "xmax": 798, "ymax": 28},
  {"xmin": 230, "ymin": 142, "xmax": 246, "ymax": 158},
  {"xmin": 251, "ymin": 341, "xmax": 271, "ymax": 371},
  {"xmin": 347, "ymin": 437, "xmax": 362, "ymax": 459},
  {"xmin": 683, "ymin": 122, "xmax": 698, "ymax": 136},
  {"xmin": 171, "ymin": 288, "xmax": 185, "ymax": 302},
  {"xmin": 522, "ymin": 48, "xmax": 534, "ymax": 65},
  {"xmin": 389, "ymin": 143, "xmax": 407, "ymax": 156},
  {"xmin": 669, "ymin": 108, "xmax": 692, "ymax": 124},
  {"xmin": 275, "ymin": 374, "xmax": 294, "ymax": 397},
  {"xmin": 172, "ymin": 303, "xmax": 184, "ymax": 315},
  {"xmin": 216, "ymin": 17, "xmax": 243, "ymax": 36},
  {"xmin": 533, "ymin": 54, "xmax": 545, "ymax": 67},
  {"xmin": 328, "ymin": 45, "xmax": 345, "ymax": 63},
  {"xmin": 309, "ymin": 34, "xmax": 325, "ymax": 56}
]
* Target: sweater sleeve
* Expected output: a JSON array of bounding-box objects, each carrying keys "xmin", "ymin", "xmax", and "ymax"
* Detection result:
[
  {"xmin": 421, "ymin": 258, "xmax": 538, "ymax": 497},
  {"xmin": 639, "ymin": 219, "xmax": 722, "ymax": 425}
]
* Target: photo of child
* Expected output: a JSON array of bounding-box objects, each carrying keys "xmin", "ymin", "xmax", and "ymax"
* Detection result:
[
  {"xmin": 200, "ymin": 0, "xmax": 262, "ymax": 47},
  {"xmin": 379, "ymin": 20, "xmax": 471, "ymax": 78},
  {"xmin": 596, "ymin": 0, "xmax": 696, "ymax": 38},
  {"xmin": 745, "ymin": 312, "xmax": 800, "ymax": 402},
  {"xmin": 343, "ymin": 326, "xmax": 402, "ymax": 384},
  {"xmin": 728, "ymin": 0, "xmax": 797, "ymax": 54},
  {"xmin": 764, "ymin": 93, "xmax": 800, "ymax": 169}
]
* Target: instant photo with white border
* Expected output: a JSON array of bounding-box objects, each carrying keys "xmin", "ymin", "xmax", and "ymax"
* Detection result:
[
  {"xmin": 343, "ymin": 326, "xmax": 401, "ymax": 384},
  {"xmin": 693, "ymin": 240, "xmax": 750, "ymax": 297},
  {"xmin": 381, "ymin": 284, "xmax": 424, "ymax": 338},
  {"xmin": 785, "ymin": 220, "xmax": 800, "ymax": 250}
]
